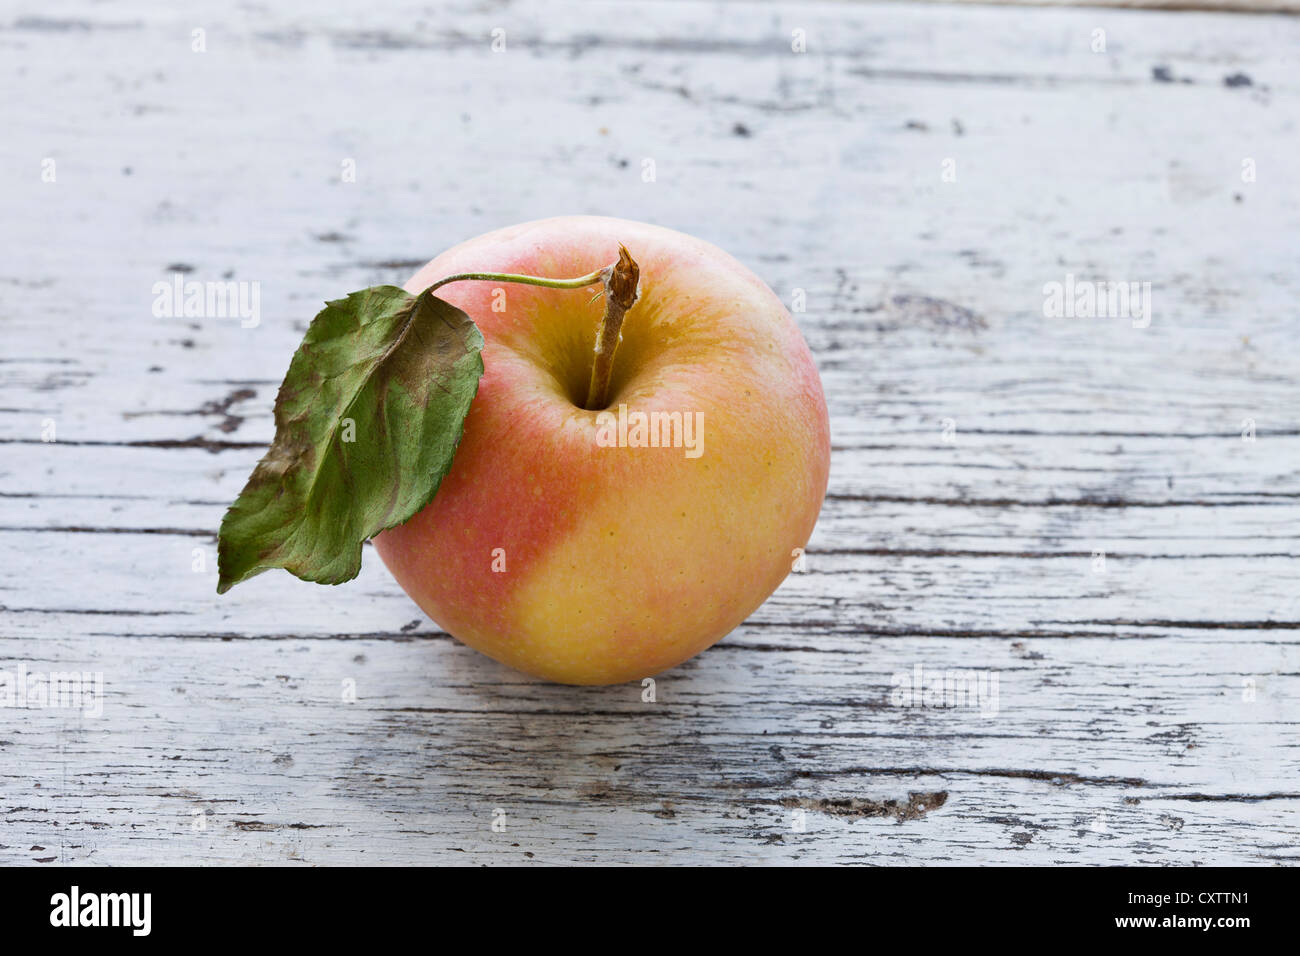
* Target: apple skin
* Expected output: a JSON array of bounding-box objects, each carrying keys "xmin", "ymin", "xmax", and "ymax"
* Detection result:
[{"xmin": 373, "ymin": 216, "xmax": 830, "ymax": 684}]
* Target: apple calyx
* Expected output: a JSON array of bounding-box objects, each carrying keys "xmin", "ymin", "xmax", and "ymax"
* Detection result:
[{"xmin": 215, "ymin": 247, "xmax": 639, "ymax": 594}]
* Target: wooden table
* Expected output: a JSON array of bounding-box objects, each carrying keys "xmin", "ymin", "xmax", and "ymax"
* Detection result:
[{"xmin": 2, "ymin": 0, "xmax": 1297, "ymax": 865}]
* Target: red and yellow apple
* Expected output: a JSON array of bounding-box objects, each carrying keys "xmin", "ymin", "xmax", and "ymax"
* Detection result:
[{"xmin": 372, "ymin": 216, "xmax": 830, "ymax": 684}]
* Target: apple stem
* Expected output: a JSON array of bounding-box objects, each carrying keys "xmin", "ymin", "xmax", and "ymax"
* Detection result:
[
  {"xmin": 426, "ymin": 244, "xmax": 641, "ymax": 411},
  {"xmin": 426, "ymin": 267, "xmax": 607, "ymax": 295},
  {"xmin": 584, "ymin": 244, "xmax": 640, "ymax": 410}
]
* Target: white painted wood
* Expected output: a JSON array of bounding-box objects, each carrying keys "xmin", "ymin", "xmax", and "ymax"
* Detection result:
[{"xmin": 1, "ymin": 0, "xmax": 1297, "ymax": 864}]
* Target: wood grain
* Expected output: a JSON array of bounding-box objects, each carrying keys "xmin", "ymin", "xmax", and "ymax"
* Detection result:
[
  {"xmin": 935, "ymin": 0, "xmax": 1299, "ymax": 15},
  {"xmin": 0, "ymin": 0, "xmax": 1297, "ymax": 864}
]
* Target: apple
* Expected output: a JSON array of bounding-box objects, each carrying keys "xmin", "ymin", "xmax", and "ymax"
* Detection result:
[{"xmin": 372, "ymin": 216, "xmax": 830, "ymax": 684}]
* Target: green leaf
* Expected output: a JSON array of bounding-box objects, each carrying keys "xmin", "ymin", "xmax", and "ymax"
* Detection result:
[{"xmin": 216, "ymin": 285, "xmax": 484, "ymax": 593}]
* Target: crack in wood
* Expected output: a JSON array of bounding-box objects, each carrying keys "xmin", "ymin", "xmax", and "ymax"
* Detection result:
[
  {"xmin": 1043, "ymin": 618, "xmax": 1300, "ymax": 630},
  {"xmin": 780, "ymin": 791, "xmax": 949, "ymax": 821},
  {"xmin": 0, "ymin": 526, "xmax": 216, "ymax": 537},
  {"xmin": 786, "ymin": 767, "xmax": 1156, "ymax": 788},
  {"xmin": 0, "ymin": 437, "xmax": 262, "ymax": 451},
  {"xmin": 827, "ymin": 493, "xmax": 1295, "ymax": 509},
  {"xmin": 1151, "ymin": 792, "xmax": 1300, "ymax": 802},
  {"xmin": 0, "ymin": 605, "xmax": 186, "ymax": 616}
]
